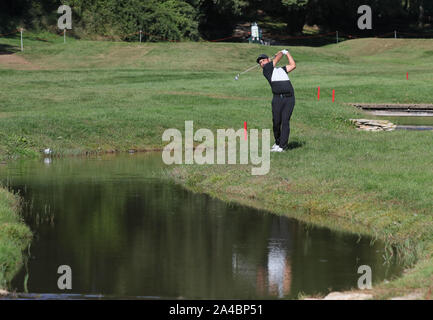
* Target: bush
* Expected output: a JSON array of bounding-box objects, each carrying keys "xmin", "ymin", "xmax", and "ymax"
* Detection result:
[{"xmin": 68, "ymin": 0, "xmax": 199, "ymax": 41}]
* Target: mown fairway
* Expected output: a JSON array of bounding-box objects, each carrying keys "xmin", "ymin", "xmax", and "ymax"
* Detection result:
[{"xmin": 1, "ymin": 32, "xmax": 433, "ymax": 297}]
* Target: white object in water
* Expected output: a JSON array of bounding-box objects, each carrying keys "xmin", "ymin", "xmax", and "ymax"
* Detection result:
[{"xmin": 44, "ymin": 148, "xmax": 52, "ymax": 155}]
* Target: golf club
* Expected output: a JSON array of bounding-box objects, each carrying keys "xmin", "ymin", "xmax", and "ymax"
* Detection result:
[
  {"xmin": 234, "ymin": 52, "xmax": 280, "ymax": 81},
  {"xmin": 234, "ymin": 64, "xmax": 260, "ymax": 81}
]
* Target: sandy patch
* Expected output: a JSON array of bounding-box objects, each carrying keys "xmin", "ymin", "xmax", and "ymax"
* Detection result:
[
  {"xmin": 0, "ymin": 289, "xmax": 9, "ymax": 296},
  {"xmin": 0, "ymin": 53, "xmax": 40, "ymax": 70},
  {"xmin": 0, "ymin": 113, "xmax": 12, "ymax": 119},
  {"xmin": 304, "ymin": 291, "xmax": 373, "ymax": 300}
]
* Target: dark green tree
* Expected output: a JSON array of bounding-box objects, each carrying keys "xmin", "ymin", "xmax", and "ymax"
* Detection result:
[
  {"xmin": 66, "ymin": 0, "xmax": 199, "ymax": 40},
  {"xmin": 281, "ymin": 0, "xmax": 309, "ymax": 34},
  {"xmin": 190, "ymin": 0, "xmax": 248, "ymax": 39}
]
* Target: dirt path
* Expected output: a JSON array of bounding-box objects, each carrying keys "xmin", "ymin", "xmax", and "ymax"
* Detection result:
[{"xmin": 0, "ymin": 53, "xmax": 40, "ymax": 70}]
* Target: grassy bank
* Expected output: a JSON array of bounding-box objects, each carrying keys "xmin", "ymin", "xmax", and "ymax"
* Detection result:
[
  {"xmin": 1, "ymin": 32, "xmax": 433, "ymax": 298},
  {"xmin": 0, "ymin": 187, "xmax": 32, "ymax": 289}
]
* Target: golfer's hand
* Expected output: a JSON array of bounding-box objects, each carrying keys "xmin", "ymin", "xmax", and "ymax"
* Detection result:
[{"xmin": 281, "ymin": 49, "xmax": 288, "ymax": 55}]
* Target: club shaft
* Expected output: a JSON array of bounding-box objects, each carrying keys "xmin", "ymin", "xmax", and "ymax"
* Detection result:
[
  {"xmin": 236, "ymin": 51, "xmax": 279, "ymax": 77},
  {"xmin": 239, "ymin": 64, "xmax": 259, "ymax": 75}
]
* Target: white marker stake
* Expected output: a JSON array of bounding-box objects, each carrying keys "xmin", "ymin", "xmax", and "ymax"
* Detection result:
[{"xmin": 20, "ymin": 29, "xmax": 23, "ymax": 51}]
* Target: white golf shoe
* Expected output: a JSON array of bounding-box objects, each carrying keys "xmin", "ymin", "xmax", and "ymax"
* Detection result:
[
  {"xmin": 271, "ymin": 145, "xmax": 284, "ymax": 152},
  {"xmin": 271, "ymin": 144, "xmax": 279, "ymax": 151}
]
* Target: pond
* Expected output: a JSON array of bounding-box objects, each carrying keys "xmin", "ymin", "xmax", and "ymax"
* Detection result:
[
  {"xmin": 354, "ymin": 103, "xmax": 433, "ymax": 130},
  {"xmin": 0, "ymin": 153, "xmax": 403, "ymax": 299}
]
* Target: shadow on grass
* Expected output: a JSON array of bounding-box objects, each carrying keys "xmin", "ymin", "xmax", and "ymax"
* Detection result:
[
  {"xmin": 0, "ymin": 43, "xmax": 20, "ymax": 55},
  {"xmin": 287, "ymin": 140, "xmax": 306, "ymax": 150},
  {"xmin": 34, "ymin": 37, "xmax": 51, "ymax": 42}
]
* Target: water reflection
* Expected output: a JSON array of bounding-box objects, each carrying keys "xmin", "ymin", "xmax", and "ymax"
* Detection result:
[{"xmin": 0, "ymin": 153, "xmax": 403, "ymax": 299}]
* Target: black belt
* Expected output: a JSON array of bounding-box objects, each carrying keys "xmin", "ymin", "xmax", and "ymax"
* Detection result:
[{"xmin": 274, "ymin": 92, "xmax": 293, "ymax": 98}]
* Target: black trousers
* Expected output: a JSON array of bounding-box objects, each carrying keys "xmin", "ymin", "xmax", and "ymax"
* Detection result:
[{"xmin": 272, "ymin": 94, "xmax": 295, "ymax": 150}]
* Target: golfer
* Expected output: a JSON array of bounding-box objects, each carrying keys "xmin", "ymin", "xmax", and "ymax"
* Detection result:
[{"xmin": 257, "ymin": 50, "xmax": 296, "ymax": 152}]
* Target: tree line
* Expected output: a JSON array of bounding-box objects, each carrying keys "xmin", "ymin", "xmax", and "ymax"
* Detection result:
[{"xmin": 1, "ymin": 0, "xmax": 432, "ymax": 40}]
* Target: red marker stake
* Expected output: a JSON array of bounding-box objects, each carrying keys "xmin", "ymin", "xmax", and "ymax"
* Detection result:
[
  {"xmin": 244, "ymin": 121, "xmax": 247, "ymax": 140},
  {"xmin": 332, "ymin": 89, "xmax": 335, "ymax": 102},
  {"xmin": 317, "ymin": 86, "xmax": 321, "ymax": 100},
  {"xmin": 407, "ymin": 72, "xmax": 409, "ymax": 80}
]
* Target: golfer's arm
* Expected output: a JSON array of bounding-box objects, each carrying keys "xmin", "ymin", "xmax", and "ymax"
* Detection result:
[
  {"xmin": 285, "ymin": 52, "xmax": 296, "ymax": 73},
  {"xmin": 272, "ymin": 52, "xmax": 283, "ymax": 67}
]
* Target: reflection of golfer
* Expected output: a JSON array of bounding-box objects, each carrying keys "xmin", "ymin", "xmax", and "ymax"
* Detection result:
[{"xmin": 257, "ymin": 50, "xmax": 296, "ymax": 152}]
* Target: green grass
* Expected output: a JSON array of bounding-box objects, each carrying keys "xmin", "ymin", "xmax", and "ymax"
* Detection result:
[{"xmin": 1, "ymin": 32, "xmax": 433, "ymax": 298}]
